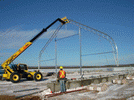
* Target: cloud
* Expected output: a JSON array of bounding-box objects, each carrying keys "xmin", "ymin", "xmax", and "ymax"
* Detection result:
[
  {"xmin": 0, "ymin": 28, "xmax": 77, "ymax": 49},
  {"xmin": 36, "ymin": 29, "xmax": 77, "ymax": 39},
  {"xmin": 0, "ymin": 28, "xmax": 77, "ymax": 64},
  {"xmin": 0, "ymin": 29, "xmax": 38, "ymax": 48}
]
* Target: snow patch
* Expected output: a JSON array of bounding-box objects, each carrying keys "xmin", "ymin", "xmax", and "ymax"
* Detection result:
[{"xmin": 127, "ymin": 96, "xmax": 134, "ymax": 100}]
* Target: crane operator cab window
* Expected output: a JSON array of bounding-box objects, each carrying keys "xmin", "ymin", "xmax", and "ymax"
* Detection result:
[{"xmin": 18, "ymin": 64, "xmax": 28, "ymax": 71}]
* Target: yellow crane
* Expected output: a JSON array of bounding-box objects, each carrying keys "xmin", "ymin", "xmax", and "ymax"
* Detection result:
[{"xmin": 0, "ymin": 17, "xmax": 69, "ymax": 83}]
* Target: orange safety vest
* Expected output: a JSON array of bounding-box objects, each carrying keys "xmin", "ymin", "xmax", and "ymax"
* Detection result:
[{"xmin": 59, "ymin": 70, "xmax": 65, "ymax": 78}]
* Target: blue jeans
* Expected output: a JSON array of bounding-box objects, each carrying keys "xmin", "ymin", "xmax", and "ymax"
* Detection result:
[{"xmin": 59, "ymin": 79, "xmax": 66, "ymax": 92}]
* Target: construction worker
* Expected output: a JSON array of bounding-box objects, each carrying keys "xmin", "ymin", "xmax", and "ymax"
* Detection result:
[{"xmin": 57, "ymin": 66, "xmax": 66, "ymax": 93}]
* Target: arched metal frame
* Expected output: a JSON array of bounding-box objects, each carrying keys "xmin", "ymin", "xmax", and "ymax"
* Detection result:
[
  {"xmin": 69, "ymin": 19, "xmax": 119, "ymax": 67},
  {"xmin": 38, "ymin": 19, "xmax": 119, "ymax": 77},
  {"xmin": 38, "ymin": 24, "xmax": 64, "ymax": 70}
]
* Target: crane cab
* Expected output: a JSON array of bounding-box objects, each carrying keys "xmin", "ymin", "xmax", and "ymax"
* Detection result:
[{"xmin": 9, "ymin": 64, "xmax": 28, "ymax": 72}]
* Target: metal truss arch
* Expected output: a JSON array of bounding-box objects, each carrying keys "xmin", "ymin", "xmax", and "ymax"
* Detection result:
[
  {"xmin": 38, "ymin": 24, "xmax": 64, "ymax": 69},
  {"xmin": 69, "ymin": 19, "xmax": 119, "ymax": 66}
]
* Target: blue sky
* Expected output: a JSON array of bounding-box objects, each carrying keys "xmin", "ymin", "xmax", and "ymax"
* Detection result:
[{"xmin": 0, "ymin": 0, "xmax": 133, "ymax": 66}]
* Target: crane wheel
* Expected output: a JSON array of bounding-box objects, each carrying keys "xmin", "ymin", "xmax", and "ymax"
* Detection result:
[
  {"xmin": 34, "ymin": 72, "xmax": 42, "ymax": 81},
  {"xmin": 10, "ymin": 72, "xmax": 20, "ymax": 83}
]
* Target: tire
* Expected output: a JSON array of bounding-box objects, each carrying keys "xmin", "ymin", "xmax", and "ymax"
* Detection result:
[
  {"xmin": 34, "ymin": 72, "xmax": 42, "ymax": 81},
  {"xmin": 26, "ymin": 73, "xmax": 33, "ymax": 80},
  {"xmin": 10, "ymin": 72, "xmax": 20, "ymax": 83}
]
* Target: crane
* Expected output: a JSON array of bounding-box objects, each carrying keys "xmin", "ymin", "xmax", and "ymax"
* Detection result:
[{"xmin": 0, "ymin": 17, "xmax": 69, "ymax": 83}]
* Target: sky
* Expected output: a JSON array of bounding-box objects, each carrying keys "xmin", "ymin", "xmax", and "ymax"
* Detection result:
[{"xmin": 0, "ymin": 0, "xmax": 133, "ymax": 67}]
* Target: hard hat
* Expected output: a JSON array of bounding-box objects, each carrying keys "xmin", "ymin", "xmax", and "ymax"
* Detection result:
[{"xmin": 60, "ymin": 66, "xmax": 63, "ymax": 69}]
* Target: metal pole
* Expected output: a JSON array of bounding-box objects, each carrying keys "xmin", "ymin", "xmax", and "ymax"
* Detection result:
[
  {"xmin": 38, "ymin": 61, "xmax": 40, "ymax": 70},
  {"xmin": 38, "ymin": 55, "xmax": 41, "ymax": 70},
  {"xmin": 79, "ymin": 27, "xmax": 82, "ymax": 77},
  {"xmin": 55, "ymin": 38, "xmax": 58, "ymax": 74}
]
